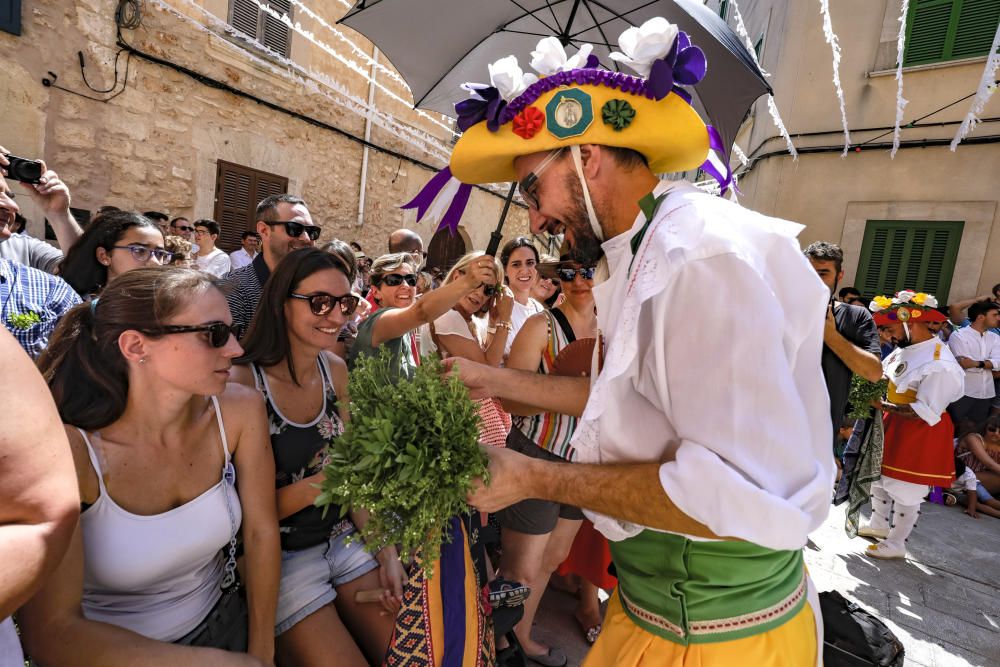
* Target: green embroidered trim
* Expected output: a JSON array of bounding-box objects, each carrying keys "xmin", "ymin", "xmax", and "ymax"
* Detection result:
[{"xmin": 601, "ymin": 99, "xmax": 636, "ymax": 131}]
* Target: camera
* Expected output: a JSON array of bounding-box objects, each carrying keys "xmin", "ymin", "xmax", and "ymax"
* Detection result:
[{"xmin": 2, "ymin": 154, "xmax": 44, "ymax": 184}]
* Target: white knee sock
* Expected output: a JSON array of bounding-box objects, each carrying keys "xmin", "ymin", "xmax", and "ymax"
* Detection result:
[
  {"xmin": 869, "ymin": 483, "xmax": 893, "ymax": 531},
  {"xmin": 884, "ymin": 502, "xmax": 920, "ymax": 550}
]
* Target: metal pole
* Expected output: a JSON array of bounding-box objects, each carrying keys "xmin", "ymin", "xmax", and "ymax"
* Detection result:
[{"xmin": 484, "ymin": 183, "xmax": 517, "ymax": 257}]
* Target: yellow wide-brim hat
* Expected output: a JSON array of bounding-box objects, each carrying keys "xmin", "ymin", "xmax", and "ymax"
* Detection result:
[{"xmin": 451, "ymin": 81, "xmax": 709, "ymax": 184}]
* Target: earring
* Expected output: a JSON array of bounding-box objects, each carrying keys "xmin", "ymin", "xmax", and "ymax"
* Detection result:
[{"xmin": 139, "ymin": 357, "xmax": 147, "ymax": 364}]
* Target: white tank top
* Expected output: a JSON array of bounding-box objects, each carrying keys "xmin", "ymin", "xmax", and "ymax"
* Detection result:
[{"xmin": 79, "ymin": 395, "xmax": 242, "ymax": 642}]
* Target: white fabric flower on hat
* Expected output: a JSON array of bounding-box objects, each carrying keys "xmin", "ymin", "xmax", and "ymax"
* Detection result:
[
  {"xmin": 895, "ymin": 290, "xmax": 916, "ymax": 304},
  {"xmin": 530, "ymin": 37, "xmax": 594, "ymax": 75},
  {"xmin": 488, "ymin": 56, "xmax": 539, "ymax": 102},
  {"xmin": 609, "ymin": 17, "xmax": 680, "ymax": 78}
]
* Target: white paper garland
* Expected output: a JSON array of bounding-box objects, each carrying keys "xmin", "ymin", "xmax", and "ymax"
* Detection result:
[
  {"xmin": 820, "ymin": 0, "xmax": 851, "ymax": 156},
  {"xmin": 158, "ymin": 0, "xmax": 453, "ymax": 163},
  {"xmin": 730, "ymin": 0, "xmax": 770, "ymax": 77},
  {"xmin": 951, "ymin": 20, "xmax": 1000, "ymax": 151},
  {"xmin": 732, "ymin": 143, "xmax": 750, "ymax": 167},
  {"xmin": 767, "ymin": 95, "xmax": 798, "ymax": 159},
  {"xmin": 891, "ymin": 0, "xmax": 910, "ymax": 158}
]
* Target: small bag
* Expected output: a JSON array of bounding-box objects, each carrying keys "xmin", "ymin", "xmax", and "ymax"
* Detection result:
[{"xmin": 820, "ymin": 590, "xmax": 904, "ymax": 666}]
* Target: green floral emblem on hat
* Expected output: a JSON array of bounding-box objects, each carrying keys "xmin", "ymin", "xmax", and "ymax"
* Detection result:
[{"xmin": 601, "ymin": 99, "xmax": 636, "ymax": 131}]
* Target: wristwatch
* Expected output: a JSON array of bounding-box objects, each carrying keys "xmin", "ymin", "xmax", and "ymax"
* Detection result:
[{"xmin": 979, "ymin": 361, "xmax": 987, "ymax": 369}]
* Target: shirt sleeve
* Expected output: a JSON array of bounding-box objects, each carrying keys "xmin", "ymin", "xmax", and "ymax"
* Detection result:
[
  {"xmin": 947, "ymin": 329, "xmax": 975, "ymax": 361},
  {"xmin": 912, "ymin": 365, "xmax": 965, "ymax": 425},
  {"xmin": 854, "ymin": 307, "xmax": 882, "ymax": 358},
  {"xmin": 25, "ymin": 236, "xmax": 64, "ymax": 274},
  {"xmin": 209, "ymin": 253, "xmax": 232, "ymax": 278},
  {"xmin": 987, "ymin": 332, "xmax": 1000, "ymax": 368},
  {"xmin": 643, "ymin": 252, "xmax": 834, "ymax": 550},
  {"xmin": 41, "ymin": 277, "xmax": 82, "ymax": 351}
]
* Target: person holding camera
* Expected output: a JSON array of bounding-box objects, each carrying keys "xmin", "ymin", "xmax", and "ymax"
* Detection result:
[{"xmin": 0, "ymin": 148, "xmax": 83, "ymax": 273}]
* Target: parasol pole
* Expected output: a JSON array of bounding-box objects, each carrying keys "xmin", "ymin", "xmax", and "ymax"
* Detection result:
[{"xmin": 484, "ymin": 183, "xmax": 517, "ymax": 257}]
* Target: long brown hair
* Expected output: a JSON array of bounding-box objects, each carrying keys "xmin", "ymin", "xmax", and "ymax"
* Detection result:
[
  {"xmin": 238, "ymin": 247, "xmax": 353, "ymax": 385},
  {"xmin": 37, "ymin": 267, "xmax": 225, "ymax": 430}
]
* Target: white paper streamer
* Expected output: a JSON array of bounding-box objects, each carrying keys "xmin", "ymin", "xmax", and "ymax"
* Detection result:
[
  {"xmin": 951, "ymin": 20, "xmax": 1000, "ymax": 151},
  {"xmin": 820, "ymin": 0, "xmax": 851, "ymax": 156},
  {"xmin": 767, "ymin": 95, "xmax": 798, "ymax": 159},
  {"xmin": 730, "ymin": 0, "xmax": 770, "ymax": 77},
  {"xmin": 249, "ymin": 0, "xmax": 454, "ymax": 134},
  {"xmin": 891, "ymin": 0, "xmax": 910, "ymax": 158},
  {"xmin": 159, "ymin": 0, "xmax": 453, "ymax": 163},
  {"xmin": 732, "ymin": 143, "xmax": 750, "ymax": 167}
]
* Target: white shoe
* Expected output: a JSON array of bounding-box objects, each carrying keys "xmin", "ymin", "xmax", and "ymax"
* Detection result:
[
  {"xmin": 865, "ymin": 541, "xmax": 906, "ymax": 560},
  {"xmin": 857, "ymin": 525, "xmax": 889, "ymax": 539}
]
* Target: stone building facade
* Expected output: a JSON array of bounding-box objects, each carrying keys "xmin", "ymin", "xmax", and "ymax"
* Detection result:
[
  {"xmin": 0, "ymin": 0, "xmax": 529, "ymax": 265},
  {"xmin": 707, "ymin": 0, "xmax": 1000, "ymax": 304}
]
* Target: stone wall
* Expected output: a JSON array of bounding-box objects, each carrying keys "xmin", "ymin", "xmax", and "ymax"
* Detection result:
[{"xmin": 0, "ymin": 0, "xmax": 529, "ymax": 254}]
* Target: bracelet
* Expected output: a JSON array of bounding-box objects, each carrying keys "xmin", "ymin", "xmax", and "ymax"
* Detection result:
[{"xmin": 496, "ymin": 321, "xmax": 513, "ymax": 332}]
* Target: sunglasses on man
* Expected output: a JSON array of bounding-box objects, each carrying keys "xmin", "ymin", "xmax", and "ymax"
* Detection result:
[
  {"xmin": 262, "ymin": 220, "xmax": 322, "ymax": 241},
  {"xmin": 557, "ymin": 267, "xmax": 596, "ymax": 281},
  {"xmin": 289, "ymin": 292, "xmax": 360, "ymax": 317},
  {"xmin": 172, "ymin": 225, "xmax": 195, "ymax": 233},
  {"xmin": 140, "ymin": 322, "xmax": 239, "ymax": 348}
]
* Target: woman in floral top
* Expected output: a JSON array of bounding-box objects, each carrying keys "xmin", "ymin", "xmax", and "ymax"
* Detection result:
[{"xmin": 232, "ymin": 247, "xmax": 404, "ymax": 667}]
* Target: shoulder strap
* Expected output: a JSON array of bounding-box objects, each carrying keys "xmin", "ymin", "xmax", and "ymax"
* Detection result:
[
  {"xmin": 428, "ymin": 320, "xmax": 445, "ymax": 356},
  {"xmin": 249, "ymin": 362, "xmax": 265, "ymax": 393},
  {"xmin": 210, "ymin": 395, "xmax": 232, "ymax": 463},
  {"xmin": 77, "ymin": 428, "xmax": 108, "ymax": 496},
  {"xmin": 549, "ymin": 308, "xmax": 576, "ymax": 344}
]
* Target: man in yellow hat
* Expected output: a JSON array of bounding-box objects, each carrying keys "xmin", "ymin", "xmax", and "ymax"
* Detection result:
[{"xmin": 421, "ymin": 18, "xmax": 834, "ymax": 665}]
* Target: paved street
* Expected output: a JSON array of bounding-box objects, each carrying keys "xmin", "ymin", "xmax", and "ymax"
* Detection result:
[{"xmin": 533, "ymin": 502, "xmax": 1000, "ymax": 666}]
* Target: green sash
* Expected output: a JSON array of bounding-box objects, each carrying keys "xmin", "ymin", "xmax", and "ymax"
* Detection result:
[{"xmin": 610, "ymin": 530, "xmax": 806, "ymax": 645}]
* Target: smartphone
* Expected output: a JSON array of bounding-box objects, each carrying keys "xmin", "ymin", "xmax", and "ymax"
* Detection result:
[{"xmin": 2, "ymin": 154, "xmax": 44, "ymax": 184}]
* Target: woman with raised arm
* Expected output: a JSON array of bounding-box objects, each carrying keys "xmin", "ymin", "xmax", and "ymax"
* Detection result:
[
  {"xmin": 232, "ymin": 247, "xmax": 404, "ymax": 667},
  {"xmin": 23, "ymin": 267, "xmax": 279, "ymax": 667},
  {"xmin": 346, "ymin": 251, "xmax": 495, "ymax": 375}
]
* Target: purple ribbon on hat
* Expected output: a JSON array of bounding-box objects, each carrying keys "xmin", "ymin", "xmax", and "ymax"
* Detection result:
[
  {"xmin": 647, "ymin": 31, "xmax": 707, "ymax": 101},
  {"xmin": 455, "ymin": 86, "xmax": 508, "ymax": 133},
  {"xmin": 698, "ymin": 125, "xmax": 735, "ymax": 196},
  {"xmin": 400, "ymin": 166, "xmax": 473, "ymax": 236}
]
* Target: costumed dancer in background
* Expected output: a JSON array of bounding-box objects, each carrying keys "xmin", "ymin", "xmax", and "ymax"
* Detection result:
[
  {"xmin": 859, "ymin": 291, "xmax": 964, "ymax": 559},
  {"xmin": 406, "ymin": 18, "xmax": 834, "ymax": 666}
]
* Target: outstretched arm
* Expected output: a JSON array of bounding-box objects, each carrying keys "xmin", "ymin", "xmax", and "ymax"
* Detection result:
[{"xmin": 447, "ymin": 358, "xmax": 590, "ymax": 417}]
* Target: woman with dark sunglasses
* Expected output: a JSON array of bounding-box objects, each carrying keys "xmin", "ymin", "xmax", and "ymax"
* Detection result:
[
  {"xmin": 58, "ymin": 210, "xmax": 171, "ymax": 299},
  {"xmin": 493, "ymin": 257, "xmax": 599, "ymax": 664},
  {"xmin": 26, "ymin": 267, "xmax": 279, "ymax": 667},
  {"xmin": 347, "ymin": 251, "xmax": 496, "ymax": 378},
  {"xmin": 232, "ymin": 247, "xmax": 402, "ymax": 666}
]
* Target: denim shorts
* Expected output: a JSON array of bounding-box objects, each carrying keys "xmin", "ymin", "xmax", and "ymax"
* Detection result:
[
  {"xmin": 274, "ymin": 521, "xmax": 379, "ymax": 636},
  {"xmin": 975, "ymin": 481, "xmax": 995, "ymax": 503}
]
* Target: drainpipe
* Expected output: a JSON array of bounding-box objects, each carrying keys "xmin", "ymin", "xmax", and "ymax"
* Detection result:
[{"xmin": 357, "ymin": 47, "xmax": 378, "ymax": 227}]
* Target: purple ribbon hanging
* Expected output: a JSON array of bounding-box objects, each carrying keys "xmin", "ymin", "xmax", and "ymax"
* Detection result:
[
  {"xmin": 699, "ymin": 125, "xmax": 734, "ymax": 196},
  {"xmin": 401, "ymin": 167, "xmax": 454, "ymax": 220},
  {"xmin": 438, "ymin": 183, "xmax": 473, "ymax": 236}
]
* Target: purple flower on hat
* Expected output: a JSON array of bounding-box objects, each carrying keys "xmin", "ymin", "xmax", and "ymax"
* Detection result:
[
  {"xmin": 455, "ymin": 85, "xmax": 508, "ymax": 132},
  {"xmin": 648, "ymin": 31, "xmax": 707, "ymax": 101}
]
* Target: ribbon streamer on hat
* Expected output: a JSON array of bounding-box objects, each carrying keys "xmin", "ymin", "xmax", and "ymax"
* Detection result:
[{"xmin": 400, "ymin": 167, "xmax": 473, "ymax": 236}]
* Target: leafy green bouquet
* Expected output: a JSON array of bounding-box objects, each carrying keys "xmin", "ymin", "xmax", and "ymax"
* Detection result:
[
  {"xmin": 315, "ymin": 349, "xmax": 488, "ymax": 574},
  {"xmin": 846, "ymin": 374, "xmax": 888, "ymax": 421}
]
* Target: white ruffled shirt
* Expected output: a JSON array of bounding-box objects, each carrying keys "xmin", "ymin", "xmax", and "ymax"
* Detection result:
[
  {"xmin": 572, "ymin": 181, "xmax": 835, "ymax": 551},
  {"xmin": 883, "ymin": 337, "xmax": 965, "ymax": 424}
]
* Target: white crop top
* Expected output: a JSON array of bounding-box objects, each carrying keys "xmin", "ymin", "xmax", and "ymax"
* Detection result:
[{"xmin": 79, "ymin": 395, "xmax": 242, "ymax": 642}]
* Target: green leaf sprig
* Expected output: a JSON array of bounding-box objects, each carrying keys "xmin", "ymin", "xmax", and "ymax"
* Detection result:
[
  {"xmin": 6, "ymin": 311, "xmax": 42, "ymax": 330},
  {"xmin": 847, "ymin": 374, "xmax": 888, "ymax": 421},
  {"xmin": 315, "ymin": 349, "xmax": 487, "ymax": 576}
]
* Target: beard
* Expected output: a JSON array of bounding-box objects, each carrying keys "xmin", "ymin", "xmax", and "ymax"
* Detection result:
[{"xmin": 562, "ymin": 173, "xmax": 605, "ymax": 266}]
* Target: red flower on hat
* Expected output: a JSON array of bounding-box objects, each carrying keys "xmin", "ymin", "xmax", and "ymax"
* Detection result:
[{"xmin": 512, "ymin": 106, "xmax": 545, "ymax": 139}]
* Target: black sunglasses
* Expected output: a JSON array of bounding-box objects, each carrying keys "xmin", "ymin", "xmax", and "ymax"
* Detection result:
[
  {"xmin": 263, "ymin": 220, "xmax": 322, "ymax": 241},
  {"xmin": 140, "ymin": 321, "xmax": 238, "ymax": 348},
  {"xmin": 557, "ymin": 267, "xmax": 597, "ymax": 282},
  {"xmin": 289, "ymin": 292, "xmax": 360, "ymax": 317},
  {"xmin": 172, "ymin": 225, "xmax": 195, "ymax": 233},
  {"xmin": 112, "ymin": 244, "xmax": 175, "ymax": 263},
  {"xmin": 379, "ymin": 273, "xmax": 418, "ymax": 288}
]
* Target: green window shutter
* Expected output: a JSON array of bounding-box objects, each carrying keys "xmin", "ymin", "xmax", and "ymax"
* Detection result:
[
  {"xmin": 0, "ymin": 0, "xmax": 21, "ymax": 36},
  {"xmin": 952, "ymin": 0, "xmax": 1000, "ymax": 59},
  {"xmin": 719, "ymin": 0, "xmax": 730, "ymax": 21},
  {"xmin": 856, "ymin": 220, "xmax": 964, "ymax": 304},
  {"xmin": 905, "ymin": 0, "xmax": 1000, "ymax": 66}
]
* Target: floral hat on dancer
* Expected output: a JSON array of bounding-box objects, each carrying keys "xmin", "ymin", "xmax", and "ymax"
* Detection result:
[
  {"xmin": 403, "ymin": 18, "xmax": 731, "ymax": 234},
  {"xmin": 869, "ymin": 290, "xmax": 948, "ymax": 325}
]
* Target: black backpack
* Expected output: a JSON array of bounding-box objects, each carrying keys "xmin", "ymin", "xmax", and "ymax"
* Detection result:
[{"xmin": 821, "ymin": 590, "xmax": 905, "ymax": 666}]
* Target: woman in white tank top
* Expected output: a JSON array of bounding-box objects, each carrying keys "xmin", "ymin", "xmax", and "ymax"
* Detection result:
[{"xmin": 21, "ymin": 268, "xmax": 280, "ymax": 667}]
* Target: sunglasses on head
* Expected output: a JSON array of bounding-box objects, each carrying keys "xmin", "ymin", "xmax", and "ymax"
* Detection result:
[
  {"xmin": 379, "ymin": 273, "xmax": 417, "ymax": 288},
  {"xmin": 289, "ymin": 292, "xmax": 360, "ymax": 317},
  {"xmin": 263, "ymin": 220, "xmax": 322, "ymax": 241},
  {"xmin": 140, "ymin": 321, "xmax": 238, "ymax": 348},
  {"xmin": 112, "ymin": 244, "xmax": 175, "ymax": 263},
  {"xmin": 557, "ymin": 267, "xmax": 596, "ymax": 281}
]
